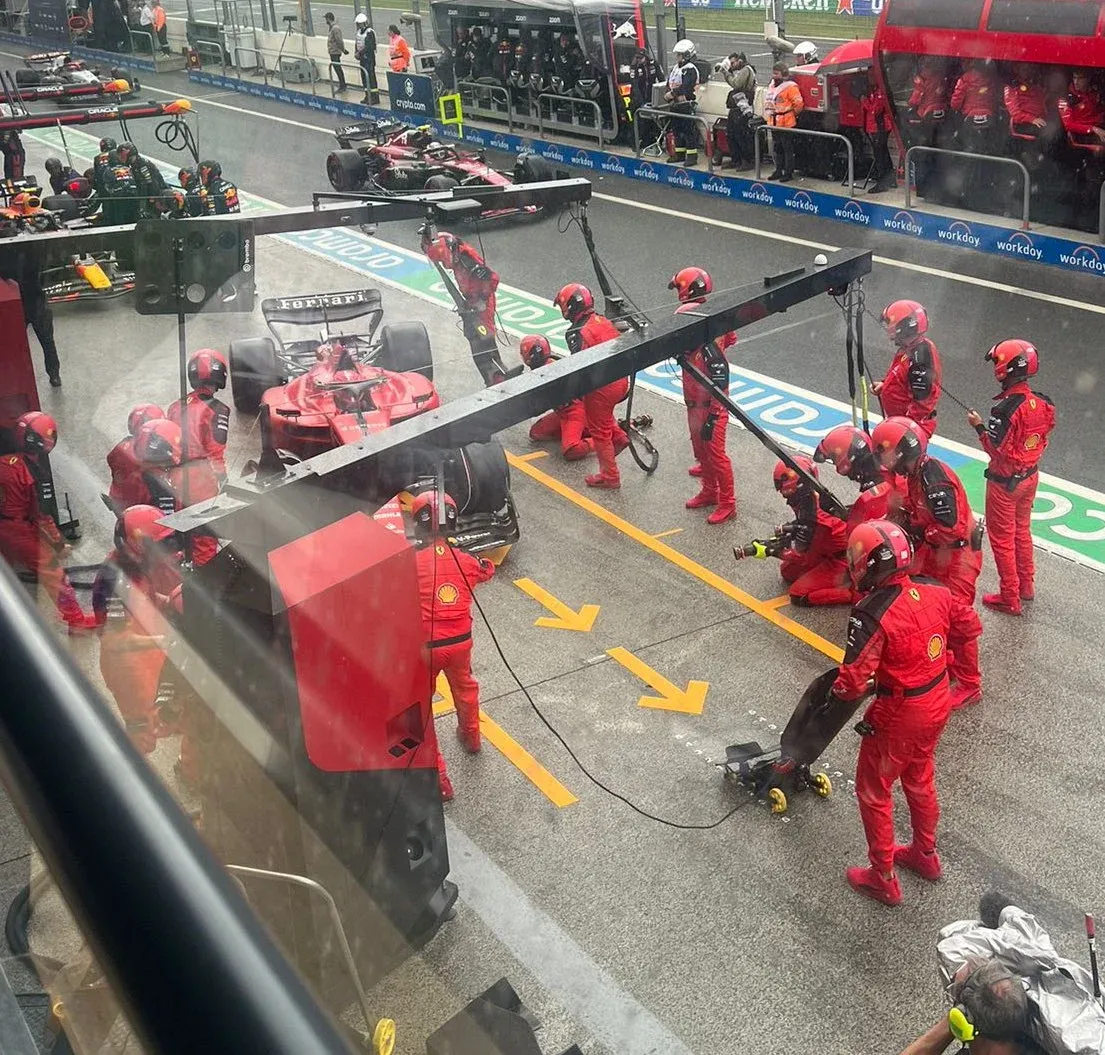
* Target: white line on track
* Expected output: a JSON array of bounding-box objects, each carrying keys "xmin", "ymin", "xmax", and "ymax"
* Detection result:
[{"xmin": 107, "ymin": 80, "xmax": 1105, "ymax": 319}]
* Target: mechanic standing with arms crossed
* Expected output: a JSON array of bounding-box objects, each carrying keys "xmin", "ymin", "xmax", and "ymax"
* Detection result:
[
  {"xmin": 411, "ymin": 491, "xmax": 495, "ymax": 803},
  {"xmin": 554, "ymin": 283, "xmax": 629, "ymax": 490},
  {"xmin": 670, "ymin": 266, "xmax": 736, "ymax": 523},
  {"xmin": 966, "ymin": 340, "xmax": 1055, "ymax": 615},
  {"xmin": 832, "ymin": 520, "xmax": 982, "ymax": 906},
  {"xmin": 872, "ymin": 299, "xmax": 943, "ymax": 437}
]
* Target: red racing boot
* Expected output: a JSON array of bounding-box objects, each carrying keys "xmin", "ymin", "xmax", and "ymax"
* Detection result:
[
  {"xmin": 846, "ymin": 866, "xmax": 902, "ymax": 906},
  {"xmin": 949, "ymin": 684, "xmax": 983, "ymax": 710},
  {"xmin": 688, "ymin": 463, "xmax": 703, "ymax": 477},
  {"xmin": 706, "ymin": 504, "xmax": 736, "ymax": 525},
  {"xmin": 893, "ymin": 843, "xmax": 943, "ymax": 881},
  {"xmin": 439, "ymin": 772, "xmax": 455, "ymax": 802},
  {"xmin": 707, "ymin": 471, "xmax": 736, "ymax": 525},
  {"xmin": 586, "ymin": 473, "xmax": 620, "ymax": 490},
  {"xmin": 685, "ymin": 488, "xmax": 718, "ymax": 509},
  {"xmin": 457, "ymin": 726, "xmax": 481, "ymax": 754},
  {"xmin": 66, "ymin": 612, "xmax": 100, "ymax": 634},
  {"xmin": 983, "ymin": 592, "xmax": 1022, "ymax": 616}
]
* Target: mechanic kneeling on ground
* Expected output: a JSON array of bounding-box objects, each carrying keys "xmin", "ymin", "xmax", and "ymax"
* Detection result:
[
  {"xmin": 966, "ymin": 339, "xmax": 1055, "ymax": 616},
  {"xmin": 107, "ymin": 403, "xmax": 165, "ymax": 513},
  {"xmin": 671, "ymin": 266, "xmax": 736, "ymax": 524},
  {"xmin": 411, "ymin": 491, "xmax": 495, "ymax": 803},
  {"xmin": 814, "ymin": 424, "xmax": 906, "ymax": 536},
  {"xmin": 167, "ymin": 349, "xmax": 230, "ymax": 486},
  {"xmin": 554, "ymin": 283, "xmax": 629, "ymax": 490},
  {"xmin": 833, "ymin": 520, "xmax": 982, "ymax": 907},
  {"xmin": 519, "ymin": 335, "xmax": 593, "ymax": 461},
  {"xmin": 0, "ymin": 412, "xmax": 97, "ymax": 631}
]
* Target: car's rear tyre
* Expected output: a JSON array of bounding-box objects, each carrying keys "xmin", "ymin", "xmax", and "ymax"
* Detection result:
[
  {"xmin": 14, "ymin": 69, "xmax": 42, "ymax": 86},
  {"xmin": 326, "ymin": 149, "xmax": 366, "ymax": 192},
  {"xmin": 514, "ymin": 152, "xmax": 557, "ymax": 183},
  {"xmin": 40, "ymin": 194, "xmax": 80, "ymax": 221},
  {"xmin": 451, "ymin": 441, "xmax": 510, "ymax": 514},
  {"xmin": 378, "ymin": 322, "xmax": 433, "ymax": 380},
  {"xmin": 423, "ymin": 175, "xmax": 458, "ymax": 193},
  {"xmin": 229, "ymin": 337, "xmax": 279, "ymax": 413}
]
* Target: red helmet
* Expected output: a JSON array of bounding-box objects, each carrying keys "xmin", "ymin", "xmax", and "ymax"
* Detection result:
[
  {"xmin": 425, "ymin": 232, "xmax": 459, "ymax": 267},
  {"xmin": 187, "ymin": 349, "xmax": 228, "ymax": 391},
  {"xmin": 15, "ymin": 411, "xmax": 58, "ymax": 454},
  {"xmin": 773, "ymin": 454, "xmax": 818, "ymax": 499},
  {"xmin": 114, "ymin": 503, "xmax": 174, "ymax": 565},
  {"xmin": 985, "ymin": 339, "xmax": 1038, "ymax": 384},
  {"xmin": 134, "ymin": 419, "xmax": 182, "ymax": 466},
  {"xmin": 411, "ymin": 490, "xmax": 458, "ymax": 539},
  {"xmin": 127, "ymin": 402, "xmax": 165, "ymax": 437},
  {"xmin": 871, "ymin": 416, "xmax": 927, "ymax": 473},
  {"xmin": 846, "ymin": 519, "xmax": 914, "ymax": 591},
  {"xmin": 554, "ymin": 283, "xmax": 595, "ymax": 324},
  {"xmin": 814, "ymin": 425, "xmax": 873, "ymax": 479},
  {"xmin": 519, "ymin": 334, "xmax": 553, "ymax": 370},
  {"xmin": 880, "ymin": 299, "xmax": 928, "ymax": 346},
  {"xmin": 668, "ymin": 266, "xmax": 712, "ymax": 303}
]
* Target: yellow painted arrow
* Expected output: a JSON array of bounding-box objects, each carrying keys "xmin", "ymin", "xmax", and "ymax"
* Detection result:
[
  {"xmin": 513, "ymin": 578, "xmax": 600, "ymax": 632},
  {"xmin": 606, "ymin": 647, "xmax": 709, "ymax": 715}
]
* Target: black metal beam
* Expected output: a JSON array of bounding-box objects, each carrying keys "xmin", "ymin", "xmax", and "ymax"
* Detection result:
[
  {"xmin": 0, "ymin": 561, "xmax": 357, "ymax": 1055},
  {"xmin": 165, "ymin": 248, "xmax": 872, "ymax": 539}
]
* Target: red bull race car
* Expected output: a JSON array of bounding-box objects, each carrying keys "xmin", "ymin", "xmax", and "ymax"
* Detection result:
[
  {"xmin": 325, "ymin": 118, "xmax": 549, "ymax": 219},
  {"xmin": 233, "ymin": 287, "xmax": 520, "ymax": 557}
]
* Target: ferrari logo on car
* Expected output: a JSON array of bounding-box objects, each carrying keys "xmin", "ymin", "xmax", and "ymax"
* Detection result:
[
  {"xmin": 437, "ymin": 583, "xmax": 460, "ymax": 605},
  {"xmin": 927, "ymin": 634, "xmax": 944, "ymax": 660}
]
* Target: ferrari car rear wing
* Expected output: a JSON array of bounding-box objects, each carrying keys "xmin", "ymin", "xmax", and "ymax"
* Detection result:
[{"xmin": 261, "ymin": 289, "xmax": 384, "ymax": 327}]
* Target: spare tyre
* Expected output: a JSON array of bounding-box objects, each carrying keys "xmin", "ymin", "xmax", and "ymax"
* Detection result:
[
  {"xmin": 229, "ymin": 336, "xmax": 279, "ymax": 413},
  {"xmin": 447, "ymin": 441, "xmax": 510, "ymax": 515}
]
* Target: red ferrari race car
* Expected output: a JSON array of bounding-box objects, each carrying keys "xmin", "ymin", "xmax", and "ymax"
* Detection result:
[
  {"xmin": 325, "ymin": 118, "xmax": 550, "ymax": 219},
  {"xmin": 236, "ymin": 289, "xmax": 520, "ymax": 557}
]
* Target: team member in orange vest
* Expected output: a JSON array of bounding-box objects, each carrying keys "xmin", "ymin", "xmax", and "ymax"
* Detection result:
[
  {"xmin": 388, "ymin": 24, "xmax": 412, "ymax": 72},
  {"xmin": 764, "ymin": 62, "xmax": 804, "ymax": 182}
]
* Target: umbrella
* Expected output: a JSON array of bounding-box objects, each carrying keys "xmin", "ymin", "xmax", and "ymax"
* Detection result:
[{"xmin": 817, "ymin": 38, "xmax": 874, "ymax": 77}]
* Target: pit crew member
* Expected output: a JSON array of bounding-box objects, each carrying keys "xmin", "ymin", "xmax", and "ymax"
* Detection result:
[
  {"xmin": 814, "ymin": 424, "xmax": 905, "ymax": 536},
  {"xmin": 671, "ymin": 266, "xmax": 736, "ymax": 524},
  {"xmin": 966, "ymin": 339, "xmax": 1055, "ymax": 615},
  {"xmin": 519, "ymin": 335, "xmax": 593, "ymax": 461},
  {"xmin": 871, "ymin": 299, "xmax": 943, "ymax": 438},
  {"xmin": 107, "ymin": 403, "xmax": 165, "ymax": 512},
  {"xmin": 0, "ymin": 412, "xmax": 96, "ymax": 631},
  {"xmin": 116, "ymin": 141, "xmax": 167, "ymax": 214},
  {"xmin": 44, "ymin": 156, "xmax": 83, "ymax": 196},
  {"xmin": 167, "ymin": 349, "xmax": 230, "ymax": 484},
  {"xmin": 197, "ymin": 160, "xmax": 240, "ymax": 214},
  {"xmin": 412, "ymin": 490, "xmax": 495, "ymax": 802},
  {"xmin": 554, "ymin": 283, "xmax": 629, "ymax": 490},
  {"xmin": 833, "ymin": 520, "xmax": 983, "ymax": 906}
]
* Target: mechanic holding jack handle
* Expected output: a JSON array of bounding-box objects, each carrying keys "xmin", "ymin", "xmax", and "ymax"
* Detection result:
[
  {"xmin": 0, "ymin": 412, "xmax": 97, "ymax": 632},
  {"xmin": 814, "ymin": 424, "xmax": 906, "ymax": 536},
  {"xmin": 411, "ymin": 490, "xmax": 495, "ymax": 803},
  {"xmin": 831, "ymin": 519, "xmax": 982, "ymax": 907},
  {"xmin": 671, "ymin": 266, "xmax": 737, "ymax": 524},
  {"xmin": 519, "ymin": 335, "xmax": 594, "ymax": 461},
  {"xmin": 966, "ymin": 339, "xmax": 1055, "ymax": 616},
  {"xmin": 554, "ymin": 283, "xmax": 630, "ymax": 490}
]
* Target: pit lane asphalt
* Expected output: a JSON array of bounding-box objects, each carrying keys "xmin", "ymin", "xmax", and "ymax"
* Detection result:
[{"xmin": 5, "ymin": 63, "xmax": 1105, "ymax": 1055}]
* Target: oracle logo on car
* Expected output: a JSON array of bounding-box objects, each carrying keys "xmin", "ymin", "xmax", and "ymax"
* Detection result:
[
  {"xmin": 937, "ymin": 220, "xmax": 981, "ymax": 248},
  {"xmin": 1058, "ymin": 244, "xmax": 1105, "ymax": 274},
  {"xmin": 833, "ymin": 198, "xmax": 869, "ymax": 225},
  {"xmin": 636, "ymin": 161, "xmax": 661, "ymax": 182},
  {"xmin": 995, "ymin": 231, "xmax": 1042, "ymax": 261},
  {"xmin": 784, "ymin": 189, "xmax": 818, "ymax": 214},
  {"xmin": 666, "ymin": 167, "xmax": 695, "ymax": 189},
  {"xmin": 882, "ymin": 209, "xmax": 923, "ymax": 236},
  {"xmin": 572, "ymin": 150, "xmax": 595, "ymax": 169},
  {"xmin": 700, "ymin": 174, "xmax": 732, "ymax": 197},
  {"xmin": 740, "ymin": 181, "xmax": 773, "ymax": 204}
]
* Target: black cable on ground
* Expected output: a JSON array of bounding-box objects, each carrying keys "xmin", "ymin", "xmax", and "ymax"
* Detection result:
[{"xmin": 450, "ymin": 546, "xmax": 752, "ymax": 831}]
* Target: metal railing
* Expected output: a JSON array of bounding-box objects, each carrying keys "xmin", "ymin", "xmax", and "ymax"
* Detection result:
[
  {"xmin": 906, "ymin": 145, "xmax": 1031, "ymax": 231},
  {"xmin": 0, "ymin": 561, "xmax": 357, "ymax": 1055},
  {"xmin": 457, "ymin": 79, "xmax": 513, "ymax": 131},
  {"xmin": 755, "ymin": 124, "xmax": 855, "ymax": 198},
  {"xmin": 191, "ymin": 37, "xmax": 228, "ymax": 74},
  {"xmin": 128, "ymin": 27, "xmax": 155, "ymax": 55},
  {"xmin": 537, "ymin": 92, "xmax": 605, "ymax": 147},
  {"xmin": 633, "ymin": 104, "xmax": 715, "ymax": 173}
]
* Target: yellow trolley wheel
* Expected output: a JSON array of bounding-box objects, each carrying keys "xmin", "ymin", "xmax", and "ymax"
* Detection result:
[
  {"xmin": 812, "ymin": 772, "xmax": 832, "ymax": 798},
  {"xmin": 767, "ymin": 787, "xmax": 787, "ymax": 814},
  {"xmin": 373, "ymin": 1018, "xmax": 396, "ymax": 1055}
]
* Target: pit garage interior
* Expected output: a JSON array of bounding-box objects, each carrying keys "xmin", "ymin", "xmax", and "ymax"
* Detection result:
[{"xmin": 1, "ymin": 68, "xmax": 1105, "ymax": 1055}]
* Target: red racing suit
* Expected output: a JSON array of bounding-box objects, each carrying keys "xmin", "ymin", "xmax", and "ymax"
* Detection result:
[
  {"xmin": 678, "ymin": 303, "xmax": 736, "ymax": 509},
  {"xmin": 903, "ymin": 456, "xmax": 983, "ymax": 605},
  {"xmin": 862, "ymin": 86, "xmax": 893, "ymax": 135},
  {"xmin": 0, "ymin": 453, "xmax": 87, "ymax": 624},
  {"xmin": 1004, "ymin": 81, "xmax": 1049, "ymax": 127},
  {"xmin": 415, "ymin": 539, "xmax": 494, "ymax": 771},
  {"xmin": 832, "ymin": 572, "xmax": 982, "ymax": 873},
  {"xmin": 908, "ymin": 71, "xmax": 948, "ymax": 119},
  {"xmin": 569, "ymin": 312, "xmax": 629, "ymax": 485},
  {"xmin": 144, "ymin": 461, "xmax": 220, "ymax": 565},
  {"xmin": 107, "ymin": 436, "xmax": 151, "ymax": 510},
  {"xmin": 449, "ymin": 241, "xmax": 499, "ymax": 334},
  {"xmin": 93, "ymin": 553, "xmax": 180, "ymax": 754},
  {"xmin": 1060, "ymin": 88, "xmax": 1105, "ymax": 137},
  {"xmin": 846, "ymin": 471, "xmax": 906, "ymax": 538},
  {"xmin": 528, "ymin": 400, "xmax": 593, "ymax": 460},
  {"xmin": 168, "ymin": 390, "xmax": 230, "ymax": 482},
  {"xmin": 878, "ymin": 337, "xmax": 942, "ymax": 437},
  {"xmin": 975, "ymin": 382, "xmax": 1055, "ymax": 604},
  {"xmin": 951, "ymin": 70, "xmax": 996, "ymax": 118},
  {"xmin": 779, "ymin": 490, "xmax": 851, "ymax": 606}
]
